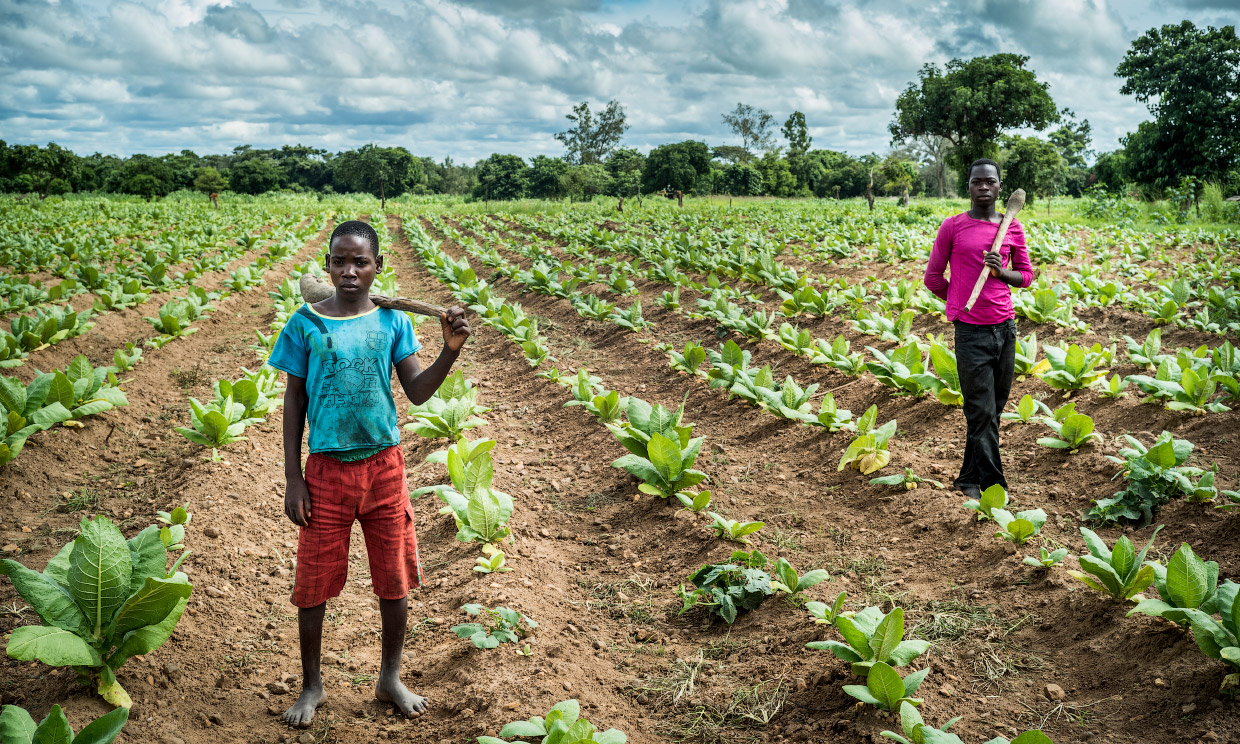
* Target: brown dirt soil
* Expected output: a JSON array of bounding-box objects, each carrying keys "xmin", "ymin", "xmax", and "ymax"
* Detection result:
[{"xmin": 0, "ymin": 211, "xmax": 1237, "ymax": 744}]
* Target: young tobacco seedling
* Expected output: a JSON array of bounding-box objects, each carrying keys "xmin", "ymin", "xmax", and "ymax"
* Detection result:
[
  {"xmin": 1069, "ymin": 526, "xmax": 1161, "ymax": 602},
  {"xmin": 842, "ymin": 661, "xmax": 929, "ymax": 712},
  {"xmin": 474, "ymin": 544, "xmax": 511, "ymax": 574},
  {"xmin": 963, "ymin": 484, "xmax": 1008, "ymax": 521},
  {"xmin": 837, "ymin": 405, "xmax": 897, "ymax": 475},
  {"xmin": 991, "ymin": 508, "xmax": 1047, "ymax": 545},
  {"xmin": 478, "ymin": 699, "xmax": 627, "ymax": 744},
  {"xmin": 807, "ymin": 606, "xmax": 929, "ymax": 675},
  {"xmin": 1001, "ymin": 394, "xmax": 1051, "ymax": 424},
  {"xmin": 881, "ymin": 701, "xmax": 1053, "ymax": 744},
  {"xmin": 805, "ymin": 591, "xmax": 848, "ymax": 625},
  {"xmin": 1023, "ymin": 547, "xmax": 1068, "ymax": 569},
  {"xmin": 770, "ymin": 558, "xmax": 829, "ymax": 598},
  {"xmin": 451, "ymin": 604, "xmax": 537, "ymax": 649},
  {"xmin": 674, "ymin": 489, "xmax": 712, "ymax": 513},
  {"xmin": 870, "ymin": 468, "xmax": 944, "ymax": 490},
  {"xmin": 707, "ymin": 512, "xmax": 764, "ymax": 544},
  {"xmin": 1036, "ymin": 412, "xmax": 1102, "ymax": 453}
]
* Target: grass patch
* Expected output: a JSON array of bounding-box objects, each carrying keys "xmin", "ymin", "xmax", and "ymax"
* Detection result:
[
  {"xmin": 670, "ymin": 679, "xmax": 787, "ymax": 744},
  {"xmin": 169, "ymin": 362, "xmax": 209, "ymax": 390}
]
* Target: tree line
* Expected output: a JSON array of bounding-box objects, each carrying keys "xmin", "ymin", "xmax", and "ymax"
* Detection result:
[{"xmin": 2, "ymin": 20, "xmax": 1234, "ymax": 205}]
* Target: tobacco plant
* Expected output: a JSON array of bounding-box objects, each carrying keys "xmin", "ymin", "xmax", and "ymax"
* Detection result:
[
  {"xmin": 707, "ymin": 512, "xmax": 764, "ymax": 544},
  {"xmin": 0, "ymin": 514, "xmax": 194, "ymax": 707},
  {"xmin": 770, "ymin": 558, "xmax": 829, "ymax": 599},
  {"xmin": 837, "ymin": 405, "xmax": 897, "ymax": 475},
  {"xmin": 963, "ymin": 484, "xmax": 1008, "ymax": 521},
  {"xmin": 1069, "ymin": 526, "xmax": 1161, "ymax": 602},
  {"xmin": 992, "ymin": 508, "xmax": 1047, "ymax": 545},
  {"xmin": 871, "ymin": 468, "xmax": 943, "ymax": 490},
  {"xmin": 406, "ymin": 370, "xmax": 490, "ymax": 439},
  {"xmin": 1023, "ymin": 546, "xmax": 1068, "ymax": 568},
  {"xmin": 1001, "ymin": 394, "xmax": 1051, "ymax": 424},
  {"xmin": 478, "ymin": 699, "xmax": 626, "ymax": 744},
  {"xmin": 451, "ymin": 604, "xmax": 537, "ymax": 649},
  {"xmin": 607, "ymin": 396, "xmax": 707, "ymax": 500},
  {"xmin": 413, "ymin": 437, "xmax": 513, "ymax": 546},
  {"xmin": 806, "ymin": 592, "xmax": 848, "ymax": 625},
  {"xmin": 677, "ymin": 549, "xmax": 774, "ymax": 624},
  {"xmin": 882, "ymin": 702, "xmax": 1053, "ymax": 744},
  {"xmin": 1036, "ymin": 412, "xmax": 1102, "ymax": 452},
  {"xmin": 807, "ymin": 605, "xmax": 930, "ymax": 675},
  {"xmin": 1038, "ymin": 342, "xmax": 1110, "ymax": 392},
  {"xmin": 0, "ymin": 704, "xmax": 128, "ymax": 744},
  {"xmin": 1129, "ymin": 542, "xmax": 1220, "ymax": 626}
]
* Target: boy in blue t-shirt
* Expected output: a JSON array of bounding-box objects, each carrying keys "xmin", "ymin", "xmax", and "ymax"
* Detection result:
[{"xmin": 267, "ymin": 220, "xmax": 470, "ymax": 727}]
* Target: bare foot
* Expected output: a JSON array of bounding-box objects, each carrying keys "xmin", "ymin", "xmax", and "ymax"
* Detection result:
[
  {"xmin": 375, "ymin": 677, "xmax": 427, "ymax": 718},
  {"xmin": 282, "ymin": 685, "xmax": 326, "ymax": 728}
]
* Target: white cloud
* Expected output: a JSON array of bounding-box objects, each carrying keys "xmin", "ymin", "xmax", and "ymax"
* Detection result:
[{"xmin": 0, "ymin": 0, "xmax": 1225, "ymax": 160}]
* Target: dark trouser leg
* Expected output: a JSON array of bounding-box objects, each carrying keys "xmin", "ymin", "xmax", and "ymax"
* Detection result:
[{"xmin": 955, "ymin": 320, "xmax": 1016, "ymax": 491}]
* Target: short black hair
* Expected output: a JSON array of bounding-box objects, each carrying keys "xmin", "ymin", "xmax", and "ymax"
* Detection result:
[
  {"xmin": 968, "ymin": 158, "xmax": 1001, "ymax": 182},
  {"xmin": 329, "ymin": 220, "xmax": 380, "ymax": 257}
]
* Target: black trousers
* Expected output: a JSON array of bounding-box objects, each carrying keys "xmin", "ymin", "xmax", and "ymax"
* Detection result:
[{"xmin": 953, "ymin": 318, "xmax": 1017, "ymax": 491}]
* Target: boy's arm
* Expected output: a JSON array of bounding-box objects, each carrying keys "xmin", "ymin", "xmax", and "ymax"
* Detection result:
[
  {"xmin": 923, "ymin": 218, "xmax": 953, "ymax": 300},
  {"xmin": 394, "ymin": 307, "xmax": 471, "ymax": 405},
  {"xmin": 282, "ymin": 374, "xmax": 312, "ymax": 527}
]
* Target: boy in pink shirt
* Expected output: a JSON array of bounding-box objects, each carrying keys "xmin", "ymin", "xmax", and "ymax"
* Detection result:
[{"xmin": 923, "ymin": 159, "xmax": 1035, "ymax": 501}]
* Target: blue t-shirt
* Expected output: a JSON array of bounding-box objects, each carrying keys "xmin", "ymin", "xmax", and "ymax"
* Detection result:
[{"xmin": 267, "ymin": 304, "xmax": 421, "ymax": 454}]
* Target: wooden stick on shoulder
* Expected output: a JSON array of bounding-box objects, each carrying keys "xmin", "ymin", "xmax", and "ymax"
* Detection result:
[
  {"xmin": 298, "ymin": 273, "xmax": 447, "ymax": 317},
  {"xmin": 963, "ymin": 188, "xmax": 1026, "ymax": 313}
]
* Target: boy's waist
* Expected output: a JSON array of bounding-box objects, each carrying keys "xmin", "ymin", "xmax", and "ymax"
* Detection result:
[{"xmin": 312, "ymin": 444, "xmax": 398, "ymax": 463}]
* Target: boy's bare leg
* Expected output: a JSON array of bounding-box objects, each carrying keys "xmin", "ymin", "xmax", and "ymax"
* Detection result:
[
  {"xmin": 375, "ymin": 597, "xmax": 427, "ymax": 717},
  {"xmin": 283, "ymin": 602, "xmax": 328, "ymax": 727}
]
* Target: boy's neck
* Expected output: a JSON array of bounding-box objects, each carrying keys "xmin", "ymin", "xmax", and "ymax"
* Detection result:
[
  {"xmin": 968, "ymin": 202, "xmax": 999, "ymax": 221},
  {"xmin": 320, "ymin": 293, "xmax": 376, "ymax": 317}
]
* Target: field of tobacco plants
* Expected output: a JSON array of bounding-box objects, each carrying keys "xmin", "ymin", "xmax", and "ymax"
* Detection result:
[{"xmin": 1, "ymin": 193, "xmax": 1238, "ymax": 744}]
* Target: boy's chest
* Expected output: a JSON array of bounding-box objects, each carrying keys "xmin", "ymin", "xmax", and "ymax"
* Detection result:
[{"xmin": 303, "ymin": 320, "xmax": 393, "ymax": 374}]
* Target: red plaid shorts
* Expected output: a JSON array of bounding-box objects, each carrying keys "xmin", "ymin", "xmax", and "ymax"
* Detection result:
[{"xmin": 291, "ymin": 446, "xmax": 423, "ymax": 608}]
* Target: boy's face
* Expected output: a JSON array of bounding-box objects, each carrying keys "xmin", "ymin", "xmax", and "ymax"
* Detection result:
[
  {"xmin": 967, "ymin": 165, "xmax": 1000, "ymax": 207},
  {"xmin": 325, "ymin": 234, "xmax": 382, "ymax": 301}
]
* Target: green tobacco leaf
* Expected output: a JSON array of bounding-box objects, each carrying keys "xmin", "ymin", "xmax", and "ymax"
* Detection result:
[
  {"xmin": 107, "ymin": 596, "xmax": 188, "ymax": 671},
  {"xmin": 871, "ymin": 608, "xmax": 904, "ymax": 662},
  {"xmin": 0, "ymin": 560, "xmax": 87, "ymax": 635},
  {"xmin": 31, "ymin": 704, "xmax": 72, "ymax": 744},
  {"xmin": 0, "ymin": 704, "xmax": 38, "ymax": 744},
  {"xmin": 68, "ymin": 516, "xmax": 132, "ymax": 637},
  {"xmin": 125, "ymin": 526, "xmax": 168, "ymax": 594},
  {"xmin": 108, "ymin": 576, "xmax": 193, "ymax": 637},
  {"xmin": 70, "ymin": 707, "xmax": 129, "ymax": 744},
  {"xmin": 1167, "ymin": 544, "xmax": 1210, "ymax": 609},
  {"xmin": 7, "ymin": 625, "xmax": 102, "ymax": 667},
  {"xmin": 867, "ymin": 662, "xmax": 906, "ymax": 710}
]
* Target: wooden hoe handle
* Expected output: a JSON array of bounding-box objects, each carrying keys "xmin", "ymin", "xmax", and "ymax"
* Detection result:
[
  {"xmin": 963, "ymin": 188, "xmax": 1026, "ymax": 313},
  {"xmin": 298, "ymin": 273, "xmax": 447, "ymax": 317}
]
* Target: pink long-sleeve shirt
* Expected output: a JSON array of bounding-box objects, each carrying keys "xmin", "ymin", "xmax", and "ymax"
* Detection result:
[{"xmin": 923, "ymin": 212, "xmax": 1034, "ymax": 325}]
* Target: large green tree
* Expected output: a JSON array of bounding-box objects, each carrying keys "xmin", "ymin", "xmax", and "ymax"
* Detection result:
[
  {"xmin": 1115, "ymin": 21, "xmax": 1240, "ymax": 189},
  {"xmin": 332, "ymin": 144, "xmax": 422, "ymax": 208},
  {"xmin": 642, "ymin": 140, "xmax": 711, "ymax": 194},
  {"xmin": 229, "ymin": 157, "xmax": 281, "ymax": 195},
  {"xmin": 528, "ymin": 155, "xmax": 569, "ymax": 199},
  {"xmin": 889, "ymin": 53, "xmax": 1060, "ymax": 189},
  {"xmin": 721, "ymin": 103, "xmax": 777, "ymax": 161},
  {"xmin": 554, "ymin": 100, "xmax": 629, "ymax": 165},
  {"xmin": 472, "ymin": 153, "xmax": 529, "ymax": 202},
  {"xmin": 605, "ymin": 148, "xmax": 645, "ymax": 207},
  {"xmin": 998, "ymin": 135, "xmax": 1062, "ymax": 203}
]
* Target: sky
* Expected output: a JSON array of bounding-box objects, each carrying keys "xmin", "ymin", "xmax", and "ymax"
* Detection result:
[{"xmin": 1, "ymin": 0, "xmax": 1237, "ymax": 163}]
